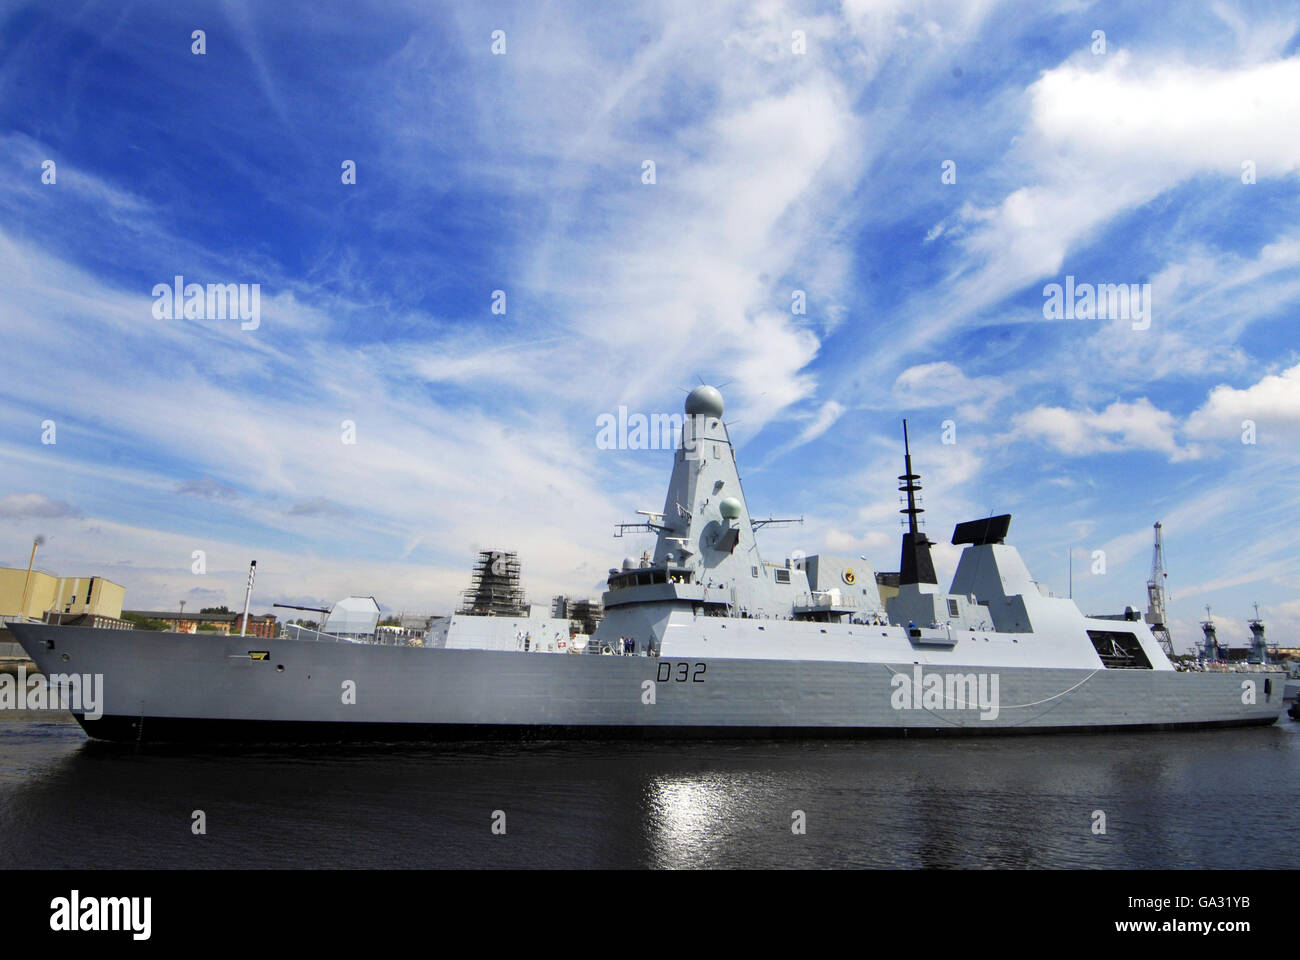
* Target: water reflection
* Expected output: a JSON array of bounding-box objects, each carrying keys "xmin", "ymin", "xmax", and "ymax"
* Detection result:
[{"xmin": 1, "ymin": 720, "xmax": 1295, "ymax": 868}]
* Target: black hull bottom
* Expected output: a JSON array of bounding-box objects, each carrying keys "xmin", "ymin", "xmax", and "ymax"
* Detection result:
[{"xmin": 75, "ymin": 713, "xmax": 1281, "ymax": 746}]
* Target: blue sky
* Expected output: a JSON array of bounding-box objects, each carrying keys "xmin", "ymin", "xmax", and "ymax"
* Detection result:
[{"xmin": 1, "ymin": 0, "xmax": 1297, "ymax": 651}]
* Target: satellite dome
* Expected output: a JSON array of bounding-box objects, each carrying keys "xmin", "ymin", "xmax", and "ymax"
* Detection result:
[
  {"xmin": 685, "ymin": 384, "xmax": 724, "ymax": 418},
  {"xmin": 719, "ymin": 497, "xmax": 743, "ymax": 520}
]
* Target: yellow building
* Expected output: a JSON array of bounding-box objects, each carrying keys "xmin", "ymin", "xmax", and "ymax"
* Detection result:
[{"xmin": 0, "ymin": 567, "xmax": 126, "ymax": 621}]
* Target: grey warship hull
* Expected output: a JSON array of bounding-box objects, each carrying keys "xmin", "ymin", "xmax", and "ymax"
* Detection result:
[
  {"xmin": 10, "ymin": 624, "xmax": 1285, "ymax": 744},
  {"xmin": 14, "ymin": 384, "xmax": 1288, "ymax": 744}
]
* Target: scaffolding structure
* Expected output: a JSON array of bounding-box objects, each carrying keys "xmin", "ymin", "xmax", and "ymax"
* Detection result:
[
  {"xmin": 458, "ymin": 550, "xmax": 527, "ymax": 617},
  {"xmin": 550, "ymin": 595, "xmax": 605, "ymax": 635},
  {"xmin": 569, "ymin": 599, "xmax": 604, "ymax": 635}
]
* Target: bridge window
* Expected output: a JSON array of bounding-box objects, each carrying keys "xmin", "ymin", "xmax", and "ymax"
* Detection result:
[{"xmin": 774, "ymin": 569, "xmax": 790, "ymax": 584}]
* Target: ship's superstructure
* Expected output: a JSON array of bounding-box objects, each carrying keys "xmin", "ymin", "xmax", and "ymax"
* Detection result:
[
  {"xmin": 1248, "ymin": 605, "xmax": 1270, "ymax": 665},
  {"xmin": 8, "ymin": 383, "xmax": 1288, "ymax": 743},
  {"xmin": 1201, "ymin": 606, "xmax": 1223, "ymax": 661},
  {"xmin": 598, "ymin": 385, "xmax": 888, "ymax": 649},
  {"xmin": 595, "ymin": 389, "xmax": 1164, "ymax": 672},
  {"xmin": 885, "ymin": 425, "xmax": 993, "ymax": 634}
]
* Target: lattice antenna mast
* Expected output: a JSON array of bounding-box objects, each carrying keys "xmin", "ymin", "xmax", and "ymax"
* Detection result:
[
  {"xmin": 896, "ymin": 420, "xmax": 937, "ymax": 586},
  {"xmin": 900, "ymin": 420, "xmax": 922, "ymax": 536}
]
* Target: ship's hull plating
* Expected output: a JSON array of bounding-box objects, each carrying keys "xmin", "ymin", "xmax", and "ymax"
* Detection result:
[
  {"xmin": 71, "ymin": 713, "xmax": 1280, "ymax": 744},
  {"xmin": 11, "ymin": 624, "xmax": 1286, "ymax": 744}
]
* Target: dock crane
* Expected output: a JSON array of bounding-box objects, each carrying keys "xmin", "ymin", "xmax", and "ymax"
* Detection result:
[{"xmin": 1145, "ymin": 522, "xmax": 1175, "ymax": 658}]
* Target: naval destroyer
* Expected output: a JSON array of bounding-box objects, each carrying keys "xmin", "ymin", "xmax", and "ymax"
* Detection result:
[{"xmin": 10, "ymin": 385, "xmax": 1288, "ymax": 742}]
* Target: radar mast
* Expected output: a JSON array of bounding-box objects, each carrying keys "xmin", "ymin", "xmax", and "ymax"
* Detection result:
[{"xmin": 897, "ymin": 420, "xmax": 937, "ymax": 586}]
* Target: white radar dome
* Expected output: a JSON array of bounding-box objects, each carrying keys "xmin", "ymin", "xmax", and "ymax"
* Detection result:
[{"xmin": 685, "ymin": 385, "xmax": 724, "ymax": 418}]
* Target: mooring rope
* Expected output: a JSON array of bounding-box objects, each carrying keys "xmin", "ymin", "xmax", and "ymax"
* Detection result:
[{"xmin": 882, "ymin": 662, "xmax": 1102, "ymax": 710}]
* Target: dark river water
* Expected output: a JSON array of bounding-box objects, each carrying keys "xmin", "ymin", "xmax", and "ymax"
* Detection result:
[{"xmin": 2, "ymin": 713, "xmax": 1297, "ymax": 869}]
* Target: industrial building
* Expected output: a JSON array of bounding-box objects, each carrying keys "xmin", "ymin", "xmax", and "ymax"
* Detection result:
[
  {"xmin": 121, "ymin": 610, "xmax": 238, "ymax": 634},
  {"xmin": 0, "ymin": 567, "xmax": 126, "ymax": 622},
  {"xmin": 232, "ymin": 613, "xmax": 278, "ymax": 638}
]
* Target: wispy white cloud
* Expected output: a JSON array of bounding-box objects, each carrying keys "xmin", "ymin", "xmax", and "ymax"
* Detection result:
[
  {"xmin": 1008, "ymin": 398, "xmax": 1199, "ymax": 460},
  {"xmin": 0, "ymin": 493, "xmax": 82, "ymax": 519},
  {"xmin": 892, "ymin": 361, "xmax": 1012, "ymax": 423},
  {"xmin": 853, "ymin": 46, "xmax": 1300, "ymax": 384},
  {"xmin": 1186, "ymin": 361, "xmax": 1300, "ymax": 443},
  {"xmin": 3, "ymin": 0, "xmax": 1299, "ymax": 634}
]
